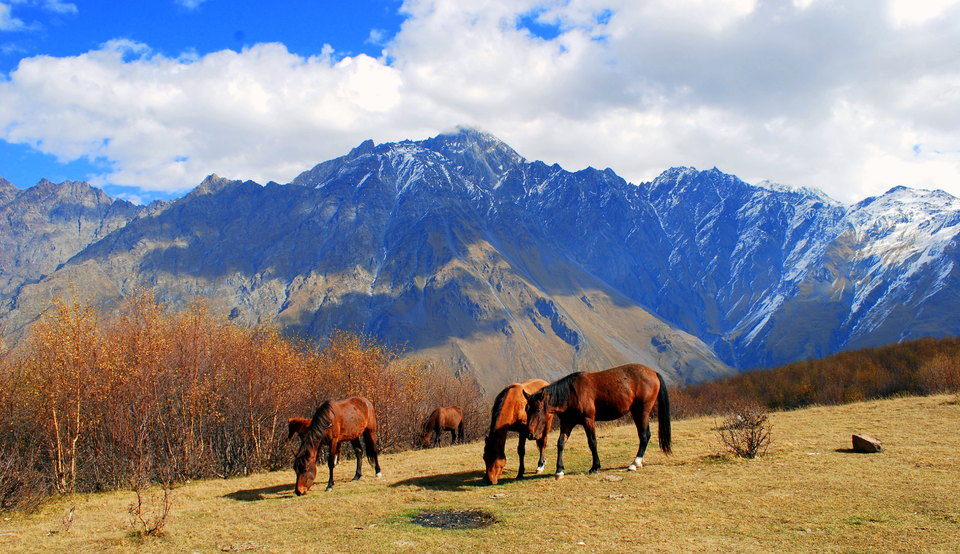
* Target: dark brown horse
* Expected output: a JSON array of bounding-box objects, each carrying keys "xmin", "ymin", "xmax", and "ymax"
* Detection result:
[
  {"xmin": 482, "ymin": 379, "xmax": 553, "ymax": 485},
  {"xmin": 525, "ymin": 364, "xmax": 671, "ymax": 478},
  {"xmin": 293, "ymin": 397, "xmax": 382, "ymax": 494},
  {"xmin": 420, "ymin": 406, "xmax": 464, "ymax": 447}
]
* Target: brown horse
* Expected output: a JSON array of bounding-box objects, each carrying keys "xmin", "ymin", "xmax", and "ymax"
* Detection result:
[
  {"xmin": 482, "ymin": 379, "xmax": 553, "ymax": 485},
  {"xmin": 420, "ymin": 406, "xmax": 464, "ymax": 447},
  {"xmin": 293, "ymin": 397, "xmax": 382, "ymax": 494},
  {"xmin": 287, "ymin": 417, "xmax": 312, "ymax": 441},
  {"xmin": 525, "ymin": 363, "xmax": 671, "ymax": 478}
]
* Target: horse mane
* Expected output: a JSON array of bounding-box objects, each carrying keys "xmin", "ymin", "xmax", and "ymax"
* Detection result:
[
  {"xmin": 303, "ymin": 401, "xmax": 335, "ymax": 447},
  {"xmin": 421, "ymin": 408, "xmax": 437, "ymax": 433},
  {"xmin": 541, "ymin": 372, "xmax": 582, "ymax": 409}
]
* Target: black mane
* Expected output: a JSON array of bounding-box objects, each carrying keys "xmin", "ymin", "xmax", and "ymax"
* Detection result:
[
  {"xmin": 541, "ymin": 372, "xmax": 582, "ymax": 408},
  {"xmin": 295, "ymin": 401, "xmax": 335, "ymax": 464}
]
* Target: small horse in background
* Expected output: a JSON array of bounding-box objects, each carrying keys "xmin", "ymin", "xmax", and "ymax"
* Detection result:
[
  {"xmin": 287, "ymin": 417, "xmax": 311, "ymax": 441},
  {"xmin": 525, "ymin": 363, "xmax": 671, "ymax": 479},
  {"xmin": 293, "ymin": 396, "xmax": 382, "ymax": 494},
  {"xmin": 483, "ymin": 379, "xmax": 553, "ymax": 485},
  {"xmin": 420, "ymin": 406, "xmax": 464, "ymax": 447}
]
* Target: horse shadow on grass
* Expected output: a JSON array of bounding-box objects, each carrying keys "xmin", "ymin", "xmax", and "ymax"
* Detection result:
[
  {"xmin": 389, "ymin": 470, "xmax": 554, "ymax": 491},
  {"xmin": 224, "ymin": 483, "xmax": 294, "ymax": 502}
]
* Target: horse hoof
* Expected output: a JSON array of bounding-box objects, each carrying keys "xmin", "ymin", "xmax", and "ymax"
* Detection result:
[
  {"xmin": 375, "ymin": 472, "xmax": 383, "ymax": 479},
  {"xmin": 325, "ymin": 487, "xmax": 333, "ymax": 492},
  {"xmin": 555, "ymin": 472, "xmax": 564, "ymax": 480},
  {"xmin": 627, "ymin": 464, "xmax": 637, "ymax": 471},
  {"xmin": 536, "ymin": 466, "xmax": 545, "ymax": 474}
]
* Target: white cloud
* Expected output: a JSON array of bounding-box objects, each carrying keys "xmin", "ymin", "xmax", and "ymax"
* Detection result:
[
  {"xmin": 41, "ymin": 0, "xmax": 77, "ymax": 15},
  {"xmin": 0, "ymin": 0, "xmax": 76, "ymax": 31},
  {"xmin": 174, "ymin": 0, "xmax": 206, "ymax": 10},
  {"xmin": 888, "ymin": 0, "xmax": 959, "ymax": 26},
  {"xmin": 0, "ymin": 3, "xmax": 27, "ymax": 31},
  {"xmin": 1, "ymin": 0, "xmax": 960, "ymax": 202}
]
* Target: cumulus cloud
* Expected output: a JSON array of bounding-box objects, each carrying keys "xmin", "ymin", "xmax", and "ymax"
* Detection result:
[{"xmin": 1, "ymin": 0, "xmax": 959, "ymax": 202}]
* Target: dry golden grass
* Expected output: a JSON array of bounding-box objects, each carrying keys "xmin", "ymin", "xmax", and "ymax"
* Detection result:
[{"xmin": 2, "ymin": 393, "xmax": 958, "ymax": 552}]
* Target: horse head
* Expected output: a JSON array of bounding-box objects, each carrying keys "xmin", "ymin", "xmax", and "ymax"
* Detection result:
[
  {"xmin": 523, "ymin": 389, "xmax": 549, "ymax": 441},
  {"xmin": 293, "ymin": 442, "xmax": 318, "ymax": 495},
  {"xmin": 482, "ymin": 434, "xmax": 507, "ymax": 485}
]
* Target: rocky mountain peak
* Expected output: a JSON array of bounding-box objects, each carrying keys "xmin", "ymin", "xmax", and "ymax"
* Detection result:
[
  {"xmin": 0, "ymin": 177, "xmax": 17, "ymax": 205},
  {"xmin": 190, "ymin": 173, "xmax": 243, "ymax": 197},
  {"xmin": 4, "ymin": 132, "xmax": 960, "ymax": 390}
]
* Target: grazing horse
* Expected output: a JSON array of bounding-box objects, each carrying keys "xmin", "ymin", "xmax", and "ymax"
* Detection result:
[
  {"xmin": 420, "ymin": 406, "xmax": 465, "ymax": 447},
  {"xmin": 525, "ymin": 364, "xmax": 671, "ymax": 478},
  {"xmin": 293, "ymin": 397, "xmax": 382, "ymax": 494},
  {"xmin": 482, "ymin": 379, "xmax": 554, "ymax": 485}
]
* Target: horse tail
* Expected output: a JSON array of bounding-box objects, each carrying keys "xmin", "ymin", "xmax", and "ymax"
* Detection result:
[
  {"xmin": 656, "ymin": 372, "xmax": 672, "ymax": 455},
  {"xmin": 362, "ymin": 429, "xmax": 379, "ymax": 467}
]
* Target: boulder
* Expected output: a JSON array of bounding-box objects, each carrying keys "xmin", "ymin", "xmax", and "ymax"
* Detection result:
[{"xmin": 852, "ymin": 434, "xmax": 882, "ymax": 453}]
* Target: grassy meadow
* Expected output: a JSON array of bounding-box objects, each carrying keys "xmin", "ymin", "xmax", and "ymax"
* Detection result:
[{"xmin": 2, "ymin": 393, "xmax": 958, "ymax": 553}]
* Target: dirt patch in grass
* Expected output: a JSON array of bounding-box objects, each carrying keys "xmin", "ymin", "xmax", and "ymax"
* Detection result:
[{"xmin": 411, "ymin": 509, "xmax": 496, "ymax": 529}]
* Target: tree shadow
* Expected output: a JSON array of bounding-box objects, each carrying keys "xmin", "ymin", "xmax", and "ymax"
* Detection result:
[
  {"xmin": 389, "ymin": 470, "xmax": 487, "ymax": 491},
  {"xmin": 223, "ymin": 483, "xmax": 294, "ymax": 502}
]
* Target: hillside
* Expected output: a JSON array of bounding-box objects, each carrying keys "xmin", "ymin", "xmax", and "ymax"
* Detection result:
[
  {"xmin": 4, "ymin": 129, "xmax": 960, "ymax": 391},
  {"xmin": 2, "ymin": 394, "xmax": 958, "ymax": 552}
]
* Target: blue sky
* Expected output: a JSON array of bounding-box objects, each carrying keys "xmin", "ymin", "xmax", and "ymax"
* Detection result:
[{"xmin": 2, "ymin": 0, "xmax": 960, "ymax": 204}]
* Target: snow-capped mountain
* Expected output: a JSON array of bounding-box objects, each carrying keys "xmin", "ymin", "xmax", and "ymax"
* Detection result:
[{"xmin": 2, "ymin": 128, "xmax": 958, "ymax": 391}]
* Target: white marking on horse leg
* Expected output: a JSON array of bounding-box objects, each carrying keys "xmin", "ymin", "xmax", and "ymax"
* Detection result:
[
  {"xmin": 555, "ymin": 471, "xmax": 564, "ymax": 480},
  {"xmin": 536, "ymin": 463, "xmax": 545, "ymax": 473},
  {"xmin": 375, "ymin": 472, "xmax": 383, "ymax": 479},
  {"xmin": 627, "ymin": 457, "xmax": 644, "ymax": 471}
]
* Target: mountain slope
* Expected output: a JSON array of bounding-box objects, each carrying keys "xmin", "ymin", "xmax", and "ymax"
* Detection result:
[
  {"xmin": 0, "ymin": 179, "xmax": 145, "ymax": 300},
  {"xmin": 2, "ymin": 129, "xmax": 959, "ymax": 389}
]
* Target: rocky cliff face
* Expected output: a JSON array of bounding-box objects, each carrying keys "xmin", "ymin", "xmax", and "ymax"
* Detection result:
[
  {"xmin": 0, "ymin": 179, "xmax": 145, "ymax": 300},
  {"xmin": 3, "ymin": 129, "xmax": 959, "ymax": 392}
]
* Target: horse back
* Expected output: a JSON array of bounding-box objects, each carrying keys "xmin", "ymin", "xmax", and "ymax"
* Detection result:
[
  {"xmin": 440, "ymin": 406, "xmax": 463, "ymax": 427},
  {"xmin": 579, "ymin": 364, "xmax": 661, "ymax": 421},
  {"xmin": 331, "ymin": 396, "xmax": 377, "ymax": 440}
]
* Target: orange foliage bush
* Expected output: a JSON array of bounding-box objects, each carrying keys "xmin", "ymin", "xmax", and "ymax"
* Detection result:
[{"xmin": 0, "ymin": 292, "xmax": 486, "ymax": 507}]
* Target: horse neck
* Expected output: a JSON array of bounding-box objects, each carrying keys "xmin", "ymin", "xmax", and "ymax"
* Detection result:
[{"xmin": 491, "ymin": 392, "xmax": 526, "ymax": 432}]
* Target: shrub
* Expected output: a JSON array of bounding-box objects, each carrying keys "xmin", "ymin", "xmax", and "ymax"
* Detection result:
[{"xmin": 717, "ymin": 402, "xmax": 772, "ymax": 459}]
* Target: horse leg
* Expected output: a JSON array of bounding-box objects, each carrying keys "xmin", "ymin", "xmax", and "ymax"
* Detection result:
[
  {"xmin": 366, "ymin": 429, "xmax": 383, "ymax": 478},
  {"xmin": 555, "ymin": 421, "xmax": 574, "ymax": 479},
  {"xmin": 351, "ymin": 438, "xmax": 363, "ymax": 481},
  {"xmin": 448, "ymin": 427, "xmax": 456, "ymax": 445},
  {"xmin": 535, "ymin": 432, "xmax": 548, "ymax": 473},
  {"xmin": 516, "ymin": 433, "xmax": 527, "ymax": 479},
  {"xmin": 628, "ymin": 403, "xmax": 653, "ymax": 471},
  {"xmin": 326, "ymin": 440, "xmax": 337, "ymax": 491},
  {"xmin": 583, "ymin": 418, "xmax": 601, "ymax": 474}
]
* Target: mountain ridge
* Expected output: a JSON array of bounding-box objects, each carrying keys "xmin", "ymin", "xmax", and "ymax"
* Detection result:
[{"xmin": 2, "ymin": 128, "xmax": 958, "ymax": 392}]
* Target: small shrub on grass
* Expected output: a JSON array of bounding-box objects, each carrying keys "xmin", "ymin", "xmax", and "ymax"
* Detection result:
[
  {"xmin": 717, "ymin": 402, "xmax": 772, "ymax": 459},
  {"xmin": 128, "ymin": 477, "xmax": 173, "ymax": 538}
]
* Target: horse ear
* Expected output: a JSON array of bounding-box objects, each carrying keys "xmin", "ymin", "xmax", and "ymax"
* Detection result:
[{"xmin": 522, "ymin": 390, "xmax": 531, "ymax": 400}]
